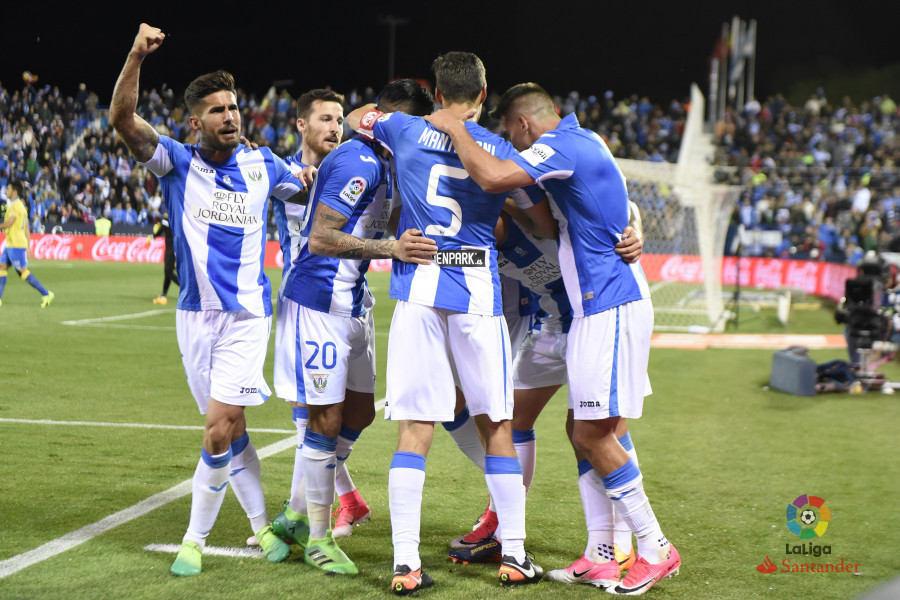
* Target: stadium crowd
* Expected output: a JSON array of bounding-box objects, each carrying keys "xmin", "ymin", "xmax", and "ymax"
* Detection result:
[{"xmin": 2, "ymin": 77, "xmax": 899, "ymax": 265}]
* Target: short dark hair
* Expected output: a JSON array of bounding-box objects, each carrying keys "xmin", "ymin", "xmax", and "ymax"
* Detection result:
[
  {"xmin": 489, "ymin": 82, "xmax": 554, "ymax": 121},
  {"xmin": 183, "ymin": 70, "xmax": 236, "ymax": 114},
  {"xmin": 376, "ymin": 79, "xmax": 434, "ymax": 117},
  {"xmin": 432, "ymin": 52, "xmax": 486, "ymax": 105},
  {"xmin": 297, "ymin": 89, "xmax": 345, "ymax": 120},
  {"xmin": 7, "ymin": 179, "xmax": 24, "ymax": 197}
]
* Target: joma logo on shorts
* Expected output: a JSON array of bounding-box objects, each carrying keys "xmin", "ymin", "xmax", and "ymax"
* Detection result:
[
  {"xmin": 240, "ymin": 387, "xmax": 259, "ymax": 394},
  {"xmin": 579, "ymin": 400, "xmax": 598, "ymax": 408}
]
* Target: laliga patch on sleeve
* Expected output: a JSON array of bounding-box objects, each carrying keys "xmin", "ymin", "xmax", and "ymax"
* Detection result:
[
  {"xmin": 520, "ymin": 143, "xmax": 555, "ymax": 167},
  {"xmin": 340, "ymin": 177, "xmax": 368, "ymax": 205}
]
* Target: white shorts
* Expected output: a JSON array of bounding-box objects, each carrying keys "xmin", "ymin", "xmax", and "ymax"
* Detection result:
[
  {"xmin": 273, "ymin": 294, "xmax": 297, "ymax": 401},
  {"xmin": 566, "ymin": 299, "xmax": 653, "ymax": 420},
  {"xmin": 385, "ymin": 301, "xmax": 514, "ymax": 422},
  {"xmin": 176, "ymin": 309, "xmax": 272, "ymax": 414},
  {"xmin": 274, "ymin": 297, "xmax": 375, "ymax": 406},
  {"xmin": 505, "ymin": 311, "xmax": 534, "ymax": 356},
  {"xmin": 513, "ymin": 326, "xmax": 568, "ymax": 389}
]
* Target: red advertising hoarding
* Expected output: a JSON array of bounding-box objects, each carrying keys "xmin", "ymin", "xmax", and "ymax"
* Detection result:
[{"xmin": 12, "ymin": 235, "xmax": 855, "ymax": 300}]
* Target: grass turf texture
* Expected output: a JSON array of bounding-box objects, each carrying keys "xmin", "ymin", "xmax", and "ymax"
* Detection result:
[{"xmin": 1, "ymin": 260, "xmax": 898, "ymax": 599}]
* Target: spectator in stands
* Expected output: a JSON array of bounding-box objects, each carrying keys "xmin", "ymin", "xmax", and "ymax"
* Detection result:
[
  {"xmin": 1, "ymin": 73, "xmax": 898, "ymax": 267},
  {"xmin": 110, "ymin": 202, "xmax": 125, "ymax": 224},
  {"xmin": 124, "ymin": 202, "xmax": 138, "ymax": 226}
]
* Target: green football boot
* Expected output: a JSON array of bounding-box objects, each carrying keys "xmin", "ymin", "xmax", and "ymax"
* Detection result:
[
  {"xmin": 304, "ymin": 531, "xmax": 358, "ymax": 574},
  {"xmin": 170, "ymin": 541, "xmax": 202, "ymax": 576}
]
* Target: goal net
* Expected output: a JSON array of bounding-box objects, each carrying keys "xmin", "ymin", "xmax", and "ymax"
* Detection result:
[{"xmin": 616, "ymin": 84, "xmax": 740, "ymax": 332}]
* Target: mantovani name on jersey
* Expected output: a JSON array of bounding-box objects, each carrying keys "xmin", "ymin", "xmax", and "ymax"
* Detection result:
[
  {"xmin": 435, "ymin": 249, "xmax": 486, "ymax": 267},
  {"xmin": 191, "ymin": 190, "xmax": 260, "ymax": 227},
  {"xmin": 417, "ymin": 128, "xmax": 497, "ymax": 156}
]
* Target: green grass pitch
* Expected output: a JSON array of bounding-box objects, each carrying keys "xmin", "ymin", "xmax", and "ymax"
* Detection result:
[{"xmin": 0, "ymin": 260, "xmax": 898, "ymax": 599}]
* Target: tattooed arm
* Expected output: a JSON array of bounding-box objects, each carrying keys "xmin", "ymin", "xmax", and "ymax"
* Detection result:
[
  {"xmin": 308, "ymin": 203, "xmax": 436, "ymax": 264},
  {"xmin": 110, "ymin": 23, "xmax": 164, "ymax": 162}
]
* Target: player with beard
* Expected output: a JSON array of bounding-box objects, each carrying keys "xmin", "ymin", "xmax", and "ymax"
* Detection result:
[
  {"xmin": 269, "ymin": 89, "xmax": 377, "ymax": 549},
  {"xmin": 111, "ymin": 23, "xmax": 303, "ymax": 576},
  {"xmin": 277, "ymin": 79, "xmax": 437, "ymax": 574}
]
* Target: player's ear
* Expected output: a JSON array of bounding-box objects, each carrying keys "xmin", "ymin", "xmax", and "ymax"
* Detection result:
[
  {"xmin": 518, "ymin": 114, "xmax": 530, "ymax": 132},
  {"xmin": 188, "ymin": 115, "xmax": 201, "ymax": 132},
  {"xmin": 434, "ymin": 88, "xmax": 445, "ymax": 107},
  {"xmin": 479, "ymin": 85, "xmax": 487, "ymax": 105}
]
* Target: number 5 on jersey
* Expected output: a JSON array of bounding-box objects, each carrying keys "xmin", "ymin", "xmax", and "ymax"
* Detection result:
[{"xmin": 424, "ymin": 164, "xmax": 467, "ymax": 237}]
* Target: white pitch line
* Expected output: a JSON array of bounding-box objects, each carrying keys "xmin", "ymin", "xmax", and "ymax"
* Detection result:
[
  {"xmin": 0, "ymin": 435, "xmax": 296, "ymax": 580},
  {"xmin": 0, "ymin": 400, "xmax": 388, "ymax": 578},
  {"xmin": 61, "ymin": 309, "xmax": 174, "ymax": 326},
  {"xmin": 0, "ymin": 418, "xmax": 294, "ymax": 435},
  {"xmin": 62, "ymin": 323, "xmax": 176, "ymax": 331},
  {"xmin": 144, "ymin": 543, "xmax": 265, "ymax": 559}
]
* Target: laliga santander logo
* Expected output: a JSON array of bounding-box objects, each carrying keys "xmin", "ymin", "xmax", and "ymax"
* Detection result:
[
  {"xmin": 786, "ymin": 493, "xmax": 830, "ymax": 538},
  {"xmin": 756, "ymin": 493, "xmax": 859, "ymax": 575}
]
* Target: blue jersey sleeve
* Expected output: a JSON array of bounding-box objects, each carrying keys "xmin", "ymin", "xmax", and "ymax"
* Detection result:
[
  {"xmin": 316, "ymin": 147, "xmax": 383, "ymax": 220},
  {"xmin": 269, "ymin": 152, "xmax": 305, "ymax": 200},
  {"xmin": 509, "ymin": 183, "xmax": 545, "ymax": 209},
  {"xmin": 371, "ymin": 111, "xmax": 418, "ymax": 156},
  {"xmin": 510, "ymin": 136, "xmax": 577, "ymax": 183}
]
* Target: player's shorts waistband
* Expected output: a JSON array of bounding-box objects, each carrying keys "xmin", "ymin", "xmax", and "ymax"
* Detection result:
[{"xmin": 435, "ymin": 249, "xmax": 486, "ymax": 267}]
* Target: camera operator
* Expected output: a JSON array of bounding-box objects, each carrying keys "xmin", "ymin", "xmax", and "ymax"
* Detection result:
[{"xmin": 836, "ymin": 251, "xmax": 900, "ymax": 366}]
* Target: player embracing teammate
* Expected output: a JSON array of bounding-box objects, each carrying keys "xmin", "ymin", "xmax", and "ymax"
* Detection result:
[{"xmin": 424, "ymin": 81, "xmax": 680, "ymax": 595}]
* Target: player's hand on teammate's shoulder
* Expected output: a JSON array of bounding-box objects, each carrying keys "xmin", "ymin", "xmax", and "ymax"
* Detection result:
[
  {"xmin": 239, "ymin": 136, "xmax": 258, "ymax": 150},
  {"xmin": 133, "ymin": 23, "xmax": 166, "ymax": 58},
  {"xmin": 392, "ymin": 229, "xmax": 438, "ymax": 265},
  {"xmin": 424, "ymin": 108, "xmax": 475, "ymax": 132},
  {"xmin": 616, "ymin": 225, "xmax": 643, "ymax": 263},
  {"xmin": 298, "ymin": 166, "xmax": 318, "ymax": 188}
]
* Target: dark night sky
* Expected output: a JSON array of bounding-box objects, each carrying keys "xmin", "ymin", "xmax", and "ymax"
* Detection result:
[{"xmin": 2, "ymin": 1, "xmax": 897, "ymax": 107}]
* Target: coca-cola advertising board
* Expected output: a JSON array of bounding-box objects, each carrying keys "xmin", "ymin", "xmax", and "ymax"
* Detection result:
[
  {"xmin": 8, "ymin": 237, "xmax": 855, "ymax": 300},
  {"xmin": 640, "ymin": 254, "xmax": 855, "ymax": 302}
]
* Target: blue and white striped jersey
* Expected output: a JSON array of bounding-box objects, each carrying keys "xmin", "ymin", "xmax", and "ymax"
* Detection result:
[
  {"xmin": 497, "ymin": 215, "xmax": 572, "ymax": 332},
  {"xmin": 272, "ymin": 151, "xmax": 308, "ymax": 279},
  {"xmin": 510, "ymin": 114, "xmax": 650, "ymax": 317},
  {"xmin": 141, "ymin": 135, "xmax": 303, "ymax": 316},
  {"xmin": 281, "ymin": 137, "xmax": 394, "ymax": 317},
  {"xmin": 500, "ymin": 274, "xmax": 541, "ymax": 319},
  {"xmin": 370, "ymin": 112, "xmax": 517, "ymax": 316}
]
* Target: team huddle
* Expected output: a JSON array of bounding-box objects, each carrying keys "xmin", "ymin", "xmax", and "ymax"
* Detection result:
[{"xmin": 111, "ymin": 22, "xmax": 680, "ymax": 597}]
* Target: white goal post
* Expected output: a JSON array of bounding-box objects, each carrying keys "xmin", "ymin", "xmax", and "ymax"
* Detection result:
[{"xmin": 616, "ymin": 83, "xmax": 740, "ymax": 332}]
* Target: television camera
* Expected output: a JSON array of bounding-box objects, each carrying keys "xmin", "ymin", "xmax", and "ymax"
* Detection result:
[{"xmin": 834, "ymin": 253, "xmax": 898, "ymax": 389}]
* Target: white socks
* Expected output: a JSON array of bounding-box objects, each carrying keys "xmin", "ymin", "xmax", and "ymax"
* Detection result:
[
  {"xmin": 485, "ymin": 455, "xmax": 526, "ymax": 562},
  {"xmin": 302, "ymin": 430, "xmax": 337, "ymax": 540},
  {"xmin": 289, "ymin": 406, "xmax": 308, "ymax": 515},
  {"xmin": 442, "ymin": 406, "xmax": 485, "ymax": 471},
  {"xmin": 228, "ymin": 433, "xmax": 269, "ymax": 533},
  {"xmin": 184, "ymin": 448, "xmax": 232, "ymax": 546},
  {"xmin": 389, "ymin": 452, "xmax": 426, "ymax": 571}
]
